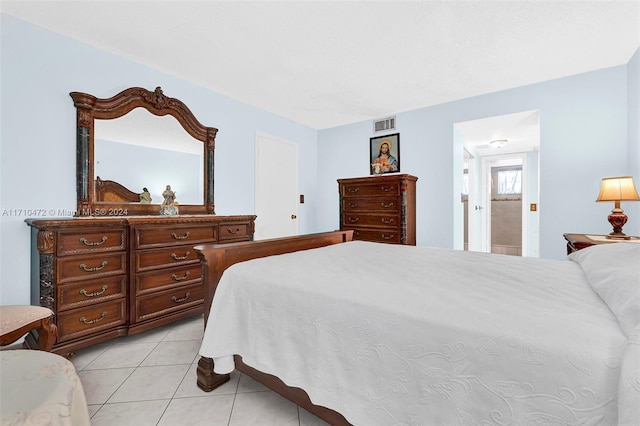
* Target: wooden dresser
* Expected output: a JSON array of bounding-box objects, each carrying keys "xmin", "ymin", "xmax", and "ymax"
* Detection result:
[
  {"xmin": 338, "ymin": 174, "xmax": 417, "ymax": 245},
  {"xmin": 26, "ymin": 215, "xmax": 255, "ymax": 356}
]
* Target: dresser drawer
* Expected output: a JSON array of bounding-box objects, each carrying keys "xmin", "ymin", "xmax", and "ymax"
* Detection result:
[
  {"xmin": 340, "ymin": 181, "xmax": 400, "ymax": 198},
  {"xmin": 57, "ymin": 228, "xmax": 127, "ymax": 256},
  {"xmin": 135, "ymin": 246, "xmax": 200, "ymax": 272},
  {"xmin": 350, "ymin": 228, "xmax": 401, "ymax": 244},
  {"xmin": 134, "ymin": 283, "xmax": 203, "ymax": 322},
  {"xmin": 341, "ymin": 213, "xmax": 400, "ymax": 228},
  {"xmin": 136, "ymin": 264, "xmax": 203, "ymax": 294},
  {"xmin": 342, "ymin": 197, "xmax": 399, "ymax": 213},
  {"xmin": 58, "ymin": 276, "xmax": 127, "ymax": 311},
  {"xmin": 57, "ymin": 252, "xmax": 127, "ymax": 283},
  {"xmin": 218, "ymin": 221, "xmax": 253, "ymax": 242},
  {"xmin": 134, "ymin": 225, "xmax": 216, "ymax": 249},
  {"xmin": 56, "ymin": 300, "xmax": 126, "ymax": 343}
]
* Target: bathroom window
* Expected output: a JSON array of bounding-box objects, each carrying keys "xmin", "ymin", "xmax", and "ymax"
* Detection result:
[{"xmin": 497, "ymin": 168, "xmax": 522, "ymax": 195}]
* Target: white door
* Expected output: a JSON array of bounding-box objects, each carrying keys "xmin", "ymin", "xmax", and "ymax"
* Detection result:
[
  {"xmin": 254, "ymin": 132, "xmax": 299, "ymax": 240},
  {"xmin": 480, "ymin": 154, "xmax": 527, "ymax": 255}
]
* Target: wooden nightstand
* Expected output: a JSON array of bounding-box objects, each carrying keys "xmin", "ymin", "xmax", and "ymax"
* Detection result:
[{"xmin": 563, "ymin": 233, "xmax": 640, "ymax": 254}]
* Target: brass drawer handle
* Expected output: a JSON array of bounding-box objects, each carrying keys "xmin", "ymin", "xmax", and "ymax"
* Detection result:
[
  {"xmin": 347, "ymin": 217, "xmax": 359, "ymax": 223},
  {"xmin": 348, "ymin": 202, "xmax": 358, "ymax": 208},
  {"xmin": 171, "ymin": 271, "xmax": 191, "ymax": 281},
  {"xmin": 380, "ymin": 202, "xmax": 395, "ymax": 208},
  {"xmin": 79, "ymin": 261, "xmax": 108, "ymax": 272},
  {"xmin": 381, "ymin": 234, "xmax": 395, "ymax": 240},
  {"xmin": 381, "ymin": 218, "xmax": 395, "ymax": 224},
  {"xmin": 171, "ymin": 251, "xmax": 190, "ymax": 260},
  {"xmin": 80, "ymin": 236, "xmax": 108, "ymax": 246},
  {"xmin": 172, "ymin": 292, "xmax": 191, "ymax": 303},
  {"xmin": 171, "ymin": 231, "xmax": 190, "ymax": 240},
  {"xmin": 380, "ymin": 186, "xmax": 394, "ymax": 192},
  {"xmin": 227, "ymin": 227, "xmax": 239, "ymax": 234},
  {"xmin": 80, "ymin": 285, "xmax": 108, "ymax": 297},
  {"xmin": 347, "ymin": 187, "xmax": 359, "ymax": 193},
  {"xmin": 79, "ymin": 311, "xmax": 107, "ymax": 325}
]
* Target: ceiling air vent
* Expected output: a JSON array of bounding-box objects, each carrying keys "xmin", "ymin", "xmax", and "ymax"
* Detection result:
[{"xmin": 373, "ymin": 116, "xmax": 396, "ymax": 133}]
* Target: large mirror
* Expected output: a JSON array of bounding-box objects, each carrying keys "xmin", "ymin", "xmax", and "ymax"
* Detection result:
[
  {"xmin": 94, "ymin": 109, "xmax": 204, "ymax": 205},
  {"xmin": 71, "ymin": 86, "xmax": 216, "ymax": 216}
]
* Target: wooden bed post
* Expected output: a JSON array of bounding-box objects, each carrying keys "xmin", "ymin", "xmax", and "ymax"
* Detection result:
[{"xmin": 196, "ymin": 357, "xmax": 230, "ymax": 391}]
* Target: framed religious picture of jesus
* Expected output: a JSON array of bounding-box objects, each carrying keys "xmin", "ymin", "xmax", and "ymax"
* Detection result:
[{"xmin": 370, "ymin": 133, "xmax": 400, "ymax": 175}]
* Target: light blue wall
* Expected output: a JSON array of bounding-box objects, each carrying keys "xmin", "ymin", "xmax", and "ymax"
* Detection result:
[
  {"xmin": 317, "ymin": 61, "xmax": 637, "ymax": 259},
  {"xmin": 1, "ymin": 14, "xmax": 637, "ymax": 306},
  {"xmin": 0, "ymin": 15, "xmax": 318, "ymax": 305}
]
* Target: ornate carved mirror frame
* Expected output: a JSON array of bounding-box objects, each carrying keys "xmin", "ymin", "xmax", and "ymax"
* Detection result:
[{"xmin": 70, "ymin": 86, "xmax": 216, "ymax": 216}]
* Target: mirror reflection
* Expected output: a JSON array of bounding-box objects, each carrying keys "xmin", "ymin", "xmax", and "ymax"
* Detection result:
[{"xmin": 94, "ymin": 108, "xmax": 204, "ymax": 205}]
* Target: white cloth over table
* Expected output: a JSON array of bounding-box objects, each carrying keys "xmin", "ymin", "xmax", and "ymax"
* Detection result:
[
  {"xmin": 200, "ymin": 240, "xmax": 639, "ymax": 425},
  {"xmin": 1, "ymin": 350, "xmax": 90, "ymax": 425}
]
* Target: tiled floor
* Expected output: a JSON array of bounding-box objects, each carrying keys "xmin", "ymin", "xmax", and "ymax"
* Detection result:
[{"xmin": 70, "ymin": 314, "xmax": 329, "ymax": 426}]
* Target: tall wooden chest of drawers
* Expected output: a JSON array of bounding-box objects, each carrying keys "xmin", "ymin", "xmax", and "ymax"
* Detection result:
[
  {"xmin": 26, "ymin": 215, "xmax": 255, "ymax": 356},
  {"xmin": 338, "ymin": 174, "xmax": 417, "ymax": 245}
]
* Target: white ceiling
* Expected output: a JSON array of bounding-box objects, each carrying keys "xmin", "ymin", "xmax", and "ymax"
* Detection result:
[
  {"xmin": 456, "ymin": 109, "xmax": 540, "ymax": 157},
  {"xmin": 1, "ymin": 0, "xmax": 639, "ymax": 132}
]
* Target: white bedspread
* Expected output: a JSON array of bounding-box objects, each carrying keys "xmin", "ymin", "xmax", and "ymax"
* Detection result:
[{"xmin": 200, "ymin": 241, "xmax": 636, "ymax": 425}]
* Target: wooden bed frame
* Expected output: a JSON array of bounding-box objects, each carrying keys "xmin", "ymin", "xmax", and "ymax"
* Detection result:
[{"xmin": 193, "ymin": 230, "xmax": 354, "ymax": 426}]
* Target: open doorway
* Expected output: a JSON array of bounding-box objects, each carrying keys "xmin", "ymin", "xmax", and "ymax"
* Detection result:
[{"xmin": 455, "ymin": 110, "xmax": 540, "ymax": 257}]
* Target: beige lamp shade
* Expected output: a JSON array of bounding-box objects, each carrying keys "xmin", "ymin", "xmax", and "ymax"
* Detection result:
[
  {"xmin": 596, "ymin": 176, "xmax": 640, "ymax": 239},
  {"xmin": 596, "ymin": 176, "xmax": 640, "ymax": 202}
]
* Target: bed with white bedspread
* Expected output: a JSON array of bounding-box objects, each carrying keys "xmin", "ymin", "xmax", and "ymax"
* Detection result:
[{"xmin": 198, "ymin": 237, "xmax": 639, "ymax": 425}]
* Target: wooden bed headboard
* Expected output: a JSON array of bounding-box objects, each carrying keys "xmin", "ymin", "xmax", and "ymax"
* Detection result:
[{"xmin": 95, "ymin": 176, "xmax": 141, "ymax": 203}]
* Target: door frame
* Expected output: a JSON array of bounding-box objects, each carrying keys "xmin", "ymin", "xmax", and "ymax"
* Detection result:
[{"xmin": 464, "ymin": 149, "xmax": 477, "ymax": 251}]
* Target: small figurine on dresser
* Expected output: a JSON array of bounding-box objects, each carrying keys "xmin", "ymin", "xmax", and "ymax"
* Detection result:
[
  {"xmin": 139, "ymin": 187, "xmax": 152, "ymax": 204},
  {"xmin": 160, "ymin": 185, "xmax": 179, "ymax": 215}
]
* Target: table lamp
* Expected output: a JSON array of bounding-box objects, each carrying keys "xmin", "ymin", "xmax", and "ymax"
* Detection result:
[{"xmin": 596, "ymin": 176, "xmax": 640, "ymax": 239}]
